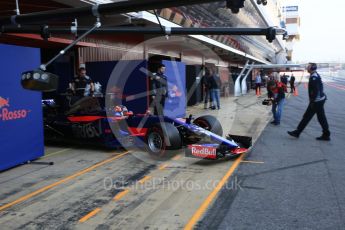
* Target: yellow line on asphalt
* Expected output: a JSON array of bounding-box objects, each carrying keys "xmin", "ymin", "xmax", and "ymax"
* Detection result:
[
  {"xmin": 79, "ymin": 208, "xmax": 101, "ymax": 223},
  {"xmin": 40, "ymin": 148, "xmax": 71, "ymax": 159},
  {"xmin": 172, "ymin": 155, "xmax": 182, "ymax": 161},
  {"xmin": 241, "ymin": 160, "xmax": 265, "ymax": 164},
  {"xmin": 113, "ymin": 189, "xmax": 130, "ymax": 201},
  {"xmin": 184, "ymin": 154, "xmax": 245, "ymax": 230},
  {"xmin": 138, "ymin": 175, "xmax": 152, "ymax": 184},
  {"xmin": 0, "ymin": 151, "xmax": 130, "ymax": 212},
  {"xmin": 159, "ymin": 164, "xmax": 169, "ymax": 170}
]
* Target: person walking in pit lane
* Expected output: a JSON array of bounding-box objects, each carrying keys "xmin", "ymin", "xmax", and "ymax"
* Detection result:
[
  {"xmin": 290, "ymin": 74, "xmax": 296, "ymax": 93},
  {"xmin": 281, "ymin": 73, "xmax": 288, "ymax": 85},
  {"xmin": 209, "ymin": 68, "xmax": 221, "ymax": 110},
  {"xmin": 270, "ymin": 76, "xmax": 287, "ymax": 125},
  {"xmin": 288, "ymin": 63, "xmax": 331, "ymax": 141},
  {"xmin": 255, "ymin": 71, "xmax": 262, "ymax": 96},
  {"xmin": 266, "ymin": 73, "xmax": 275, "ymax": 98},
  {"xmin": 202, "ymin": 68, "xmax": 213, "ymax": 109}
]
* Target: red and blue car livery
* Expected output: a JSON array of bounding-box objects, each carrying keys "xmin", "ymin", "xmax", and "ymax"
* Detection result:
[{"xmin": 43, "ymin": 97, "xmax": 251, "ymax": 160}]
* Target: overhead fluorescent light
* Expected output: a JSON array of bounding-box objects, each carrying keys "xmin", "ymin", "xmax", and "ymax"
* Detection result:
[{"xmin": 80, "ymin": 0, "xmax": 113, "ymax": 5}]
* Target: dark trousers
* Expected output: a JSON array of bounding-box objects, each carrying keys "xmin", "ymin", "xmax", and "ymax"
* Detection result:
[
  {"xmin": 204, "ymin": 89, "xmax": 213, "ymax": 108},
  {"xmin": 153, "ymin": 94, "xmax": 166, "ymax": 115},
  {"xmin": 290, "ymin": 83, "xmax": 295, "ymax": 93},
  {"xmin": 297, "ymin": 100, "xmax": 330, "ymax": 136}
]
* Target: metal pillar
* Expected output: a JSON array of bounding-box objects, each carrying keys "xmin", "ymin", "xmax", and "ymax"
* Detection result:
[
  {"xmin": 234, "ymin": 60, "xmax": 249, "ymax": 97},
  {"xmin": 241, "ymin": 62, "xmax": 254, "ymax": 95}
]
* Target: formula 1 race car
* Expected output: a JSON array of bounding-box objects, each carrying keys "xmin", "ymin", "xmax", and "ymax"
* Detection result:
[{"xmin": 43, "ymin": 96, "xmax": 252, "ymax": 160}]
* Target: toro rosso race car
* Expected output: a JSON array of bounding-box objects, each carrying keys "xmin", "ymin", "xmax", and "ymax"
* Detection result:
[{"xmin": 43, "ymin": 96, "xmax": 252, "ymax": 160}]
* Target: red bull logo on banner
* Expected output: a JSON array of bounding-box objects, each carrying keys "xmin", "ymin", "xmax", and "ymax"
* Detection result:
[{"xmin": 0, "ymin": 96, "xmax": 30, "ymax": 122}]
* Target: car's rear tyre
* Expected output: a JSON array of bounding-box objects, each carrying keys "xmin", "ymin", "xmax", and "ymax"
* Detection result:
[
  {"xmin": 193, "ymin": 115, "xmax": 223, "ymax": 137},
  {"xmin": 145, "ymin": 122, "xmax": 181, "ymax": 157}
]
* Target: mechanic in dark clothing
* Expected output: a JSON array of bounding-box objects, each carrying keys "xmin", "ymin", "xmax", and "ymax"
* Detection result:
[
  {"xmin": 281, "ymin": 74, "xmax": 288, "ymax": 85},
  {"xmin": 202, "ymin": 68, "xmax": 213, "ymax": 109},
  {"xmin": 69, "ymin": 67, "xmax": 95, "ymax": 97},
  {"xmin": 289, "ymin": 74, "xmax": 296, "ymax": 93},
  {"xmin": 266, "ymin": 74, "xmax": 276, "ymax": 98},
  {"xmin": 288, "ymin": 63, "xmax": 330, "ymax": 141},
  {"xmin": 150, "ymin": 64, "xmax": 169, "ymax": 115},
  {"xmin": 210, "ymin": 69, "xmax": 221, "ymax": 110}
]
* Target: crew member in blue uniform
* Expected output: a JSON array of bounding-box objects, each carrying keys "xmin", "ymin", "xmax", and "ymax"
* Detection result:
[
  {"xmin": 150, "ymin": 64, "xmax": 168, "ymax": 115},
  {"xmin": 288, "ymin": 63, "xmax": 330, "ymax": 141}
]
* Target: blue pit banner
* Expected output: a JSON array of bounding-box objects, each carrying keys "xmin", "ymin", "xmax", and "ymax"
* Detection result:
[
  {"xmin": 86, "ymin": 60, "xmax": 149, "ymax": 114},
  {"xmin": 0, "ymin": 44, "xmax": 44, "ymax": 171},
  {"xmin": 163, "ymin": 60, "xmax": 186, "ymax": 118}
]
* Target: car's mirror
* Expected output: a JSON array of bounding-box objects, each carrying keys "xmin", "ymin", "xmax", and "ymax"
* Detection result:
[{"xmin": 21, "ymin": 69, "xmax": 59, "ymax": 92}]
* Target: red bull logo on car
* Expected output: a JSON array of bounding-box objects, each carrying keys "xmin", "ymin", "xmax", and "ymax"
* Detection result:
[
  {"xmin": 0, "ymin": 96, "xmax": 30, "ymax": 122},
  {"xmin": 188, "ymin": 145, "xmax": 217, "ymax": 159}
]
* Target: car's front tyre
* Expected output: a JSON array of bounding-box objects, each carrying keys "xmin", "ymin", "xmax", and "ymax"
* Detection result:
[{"xmin": 145, "ymin": 122, "xmax": 182, "ymax": 157}]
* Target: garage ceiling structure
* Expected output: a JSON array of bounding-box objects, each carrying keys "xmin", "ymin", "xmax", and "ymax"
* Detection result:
[{"xmin": 0, "ymin": 0, "xmax": 274, "ymax": 65}]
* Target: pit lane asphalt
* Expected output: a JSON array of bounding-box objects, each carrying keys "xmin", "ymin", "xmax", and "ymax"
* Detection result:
[
  {"xmin": 198, "ymin": 76, "xmax": 345, "ymax": 230},
  {"xmin": 0, "ymin": 90, "xmax": 271, "ymax": 229}
]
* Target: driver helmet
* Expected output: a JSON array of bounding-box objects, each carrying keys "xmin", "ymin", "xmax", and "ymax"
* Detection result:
[{"xmin": 114, "ymin": 105, "xmax": 123, "ymax": 116}]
